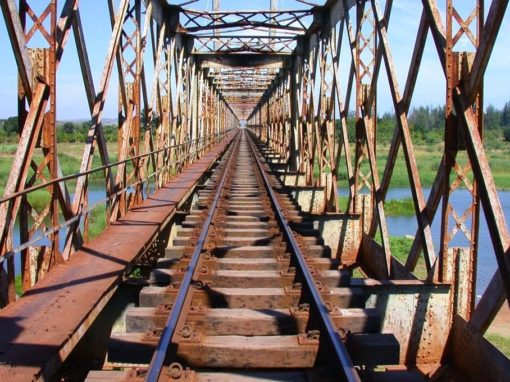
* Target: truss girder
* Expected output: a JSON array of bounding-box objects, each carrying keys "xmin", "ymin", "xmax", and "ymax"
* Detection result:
[{"xmin": 0, "ymin": 2, "xmax": 509, "ymax": 376}]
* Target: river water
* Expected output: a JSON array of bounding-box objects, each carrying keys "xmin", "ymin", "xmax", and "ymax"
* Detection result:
[
  {"xmin": 10, "ymin": 185, "xmax": 510, "ymax": 298},
  {"xmin": 10, "ymin": 185, "xmax": 108, "ymax": 274},
  {"xmin": 340, "ymin": 187, "xmax": 510, "ymax": 298}
]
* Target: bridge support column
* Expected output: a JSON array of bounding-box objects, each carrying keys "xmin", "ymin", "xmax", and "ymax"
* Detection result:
[
  {"xmin": 352, "ymin": 1, "xmax": 377, "ymax": 213},
  {"xmin": 0, "ymin": 0, "xmax": 67, "ymax": 304},
  {"xmin": 111, "ymin": 0, "xmax": 143, "ymax": 220},
  {"xmin": 311, "ymin": 214, "xmax": 361, "ymax": 266},
  {"xmin": 439, "ymin": 0, "xmax": 483, "ymax": 321}
]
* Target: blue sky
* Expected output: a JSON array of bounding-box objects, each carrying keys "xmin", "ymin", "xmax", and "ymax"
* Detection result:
[{"xmin": 0, "ymin": 0, "xmax": 508, "ymax": 120}]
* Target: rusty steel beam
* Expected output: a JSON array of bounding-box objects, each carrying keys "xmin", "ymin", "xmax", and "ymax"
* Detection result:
[
  {"xmin": 337, "ymin": 0, "xmax": 393, "ymax": 276},
  {"xmin": 0, "ymin": 82, "xmax": 49, "ymax": 303},
  {"xmin": 0, "ymin": 0, "xmax": 237, "ymax": 306},
  {"xmin": 381, "ymin": 10, "xmax": 432, "ymax": 272},
  {"xmin": 0, "ymin": 4, "xmax": 508, "ymax": 380},
  {"xmin": 454, "ymin": 87, "xmax": 510, "ymax": 315},
  {"xmin": 438, "ymin": 0, "xmax": 483, "ymax": 321},
  {"xmin": 421, "ymin": 0, "xmax": 510, "ymax": 322},
  {"xmin": 0, "ymin": 0, "xmax": 33, "ymax": 100},
  {"xmin": 72, "ymin": 0, "xmax": 129, "ymax": 225},
  {"xmin": 0, "ymin": 0, "xmax": 68, "ymax": 301},
  {"xmin": 371, "ymin": 0, "xmax": 436, "ymax": 274},
  {"xmin": 330, "ymin": 18, "xmax": 355, "ymax": 210}
]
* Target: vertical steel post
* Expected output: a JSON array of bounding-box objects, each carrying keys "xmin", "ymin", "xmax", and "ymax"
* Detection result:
[
  {"xmin": 441, "ymin": 0, "xmax": 483, "ymax": 319},
  {"xmin": 19, "ymin": 0, "xmax": 60, "ymax": 298},
  {"xmin": 353, "ymin": 0, "xmax": 377, "ymax": 212}
]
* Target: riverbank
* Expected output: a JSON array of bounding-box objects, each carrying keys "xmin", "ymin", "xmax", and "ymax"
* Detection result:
[{"xmin": 336, "ymin": 143, "xmax": 510, "ymax": 191}]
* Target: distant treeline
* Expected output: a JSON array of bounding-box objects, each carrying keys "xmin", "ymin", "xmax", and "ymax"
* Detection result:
[
  {"xmin": 335, "ymin": 102, "xmax": 510, "ymax": 145},
  {"xmin": 1, "ymin": 102, "xmax": 510, "ymax": 144},
  {"xmin": 0, "ymin": 117, "xmax": 118, "ymax": 142}
]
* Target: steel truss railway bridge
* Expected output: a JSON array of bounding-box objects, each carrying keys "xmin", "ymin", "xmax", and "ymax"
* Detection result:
[{"xmin": 0, "ymin": 0, "xmax": 509, "ymax": 381}]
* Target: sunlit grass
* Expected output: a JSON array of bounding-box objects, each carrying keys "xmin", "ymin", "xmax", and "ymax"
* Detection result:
[
  {"xmin": 88, "ymin": 204, "xmax": 107, "ymax": 240},
  {"xmin": 384, "ymin": 198, "xmax": 415, "ymax": 216},
  {"xmin": 337, "ymin": 143, "xmax": 510, "ymax": 190},
  {"xmin": 485, "ymin": 333, "xmax": 510, "ymax": 358},
  {"xmin": 15, "ymin": 274, "xmax": 23, "ymax": 297},
  {"xmin": 0, "ymin": 144, "xmax": 17, "ymax": 154}
]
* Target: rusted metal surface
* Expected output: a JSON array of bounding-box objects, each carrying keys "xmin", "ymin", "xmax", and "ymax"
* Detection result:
[
  {"xmin": 370, "ymin": 1, "xmax": 437, "ymax": 275},
  {"xmin": 451, "ymin": 314, "xmax": 510, "ymax": 382},
  {"xmin": 0, "ymin": 0, "xmax": 237, "ymax": 306},
  {"xmin": 436, "ymin": 1, "xmax": 483, "ymax": 322},
  {"xmin": 287, "ymin": 186, "xmax": 325, "ymax": 214},
  {"xmin": 0, "ymin": 134, "xmax": 235, "ymax": 382},
  {"xmin": 422, "ymin": 0, "xmax": 510, "ymax": 327},
  {"xmin": 358, "ymin": 279, "xmax": 452, "ymax": 365},
  {"xmin": 107, "ymin": 130, "xmax": 365, "ymax": 381},
  {"xmin": 0, "ymin": 0, "xmax": 61, "ymax": 305},
  {"xmin": 0, "ymin": 0, "xmax": 509, "ymax": 381},
  {"xmin": 308, "ymin": 213, "xmax": 361, "ymax": 264}
]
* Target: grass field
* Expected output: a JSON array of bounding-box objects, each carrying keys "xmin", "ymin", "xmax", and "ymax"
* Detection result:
[
  {"xmin": 0, "ymin": 143, "xmax": 118, "ymax": 242},
  {"xmin": 2, "ymin": 141, "xmax": 509, "ymax": 192},
  {"xmin": 0, "ymin": 143, "xmax": 118, "ymax": 191},
  {"xmin": 336, "ymin": 142, "xmax": 510, "ymax": 191},
  {"xmin": 339, "ymin": 194, "xmax": 416, "ymax": 216},
  {"xmin": 334, "ymin": 141, "xmax": 510, "ymax": 216},
  {"xmin": 0, "ymin": 142, "xmax": 118, "ymax": 183},
  {"xmin": 486, "ymin": 333, "xmax": 510, "ymax": 358}
]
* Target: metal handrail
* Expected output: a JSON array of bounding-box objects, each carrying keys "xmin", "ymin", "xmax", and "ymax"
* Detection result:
[
  {"xmin": 0, "ymin": 129, "xmax": 234, "ymax": 205},
  {"xmin": 0, "ymin": 129, "xmax": 236, "ymax": 264}
]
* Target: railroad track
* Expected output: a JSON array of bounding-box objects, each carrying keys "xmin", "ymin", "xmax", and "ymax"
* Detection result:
[{"xmin": 86, "ymin": 130, "xmax": 414, "ymax": 382}]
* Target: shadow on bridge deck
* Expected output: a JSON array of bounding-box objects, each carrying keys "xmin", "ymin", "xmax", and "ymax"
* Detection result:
[{"xmin": 0, "ymin": 133, "xmax": 236, "ymax": 382}]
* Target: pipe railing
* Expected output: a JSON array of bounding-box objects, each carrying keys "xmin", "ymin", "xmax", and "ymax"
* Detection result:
[{"xmin": 0, "ymin": 128, "xmax": 235, "ymax": 301}]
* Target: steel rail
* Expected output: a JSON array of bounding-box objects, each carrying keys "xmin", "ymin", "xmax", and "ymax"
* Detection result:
[
  {"xmin": 145, "ymin": 130, "xmax": 241, "ymax": 381},
  {"xmin": 245, "ymin": 131, "xmax": 361, "ymax": 382}
]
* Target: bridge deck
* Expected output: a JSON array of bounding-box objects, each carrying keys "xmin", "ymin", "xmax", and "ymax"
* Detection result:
[{"xmin": 0, "ymin": 134, "xmax": 235, "ymax": 382}]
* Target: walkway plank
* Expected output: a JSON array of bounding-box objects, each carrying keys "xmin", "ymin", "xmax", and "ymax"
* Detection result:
[{"xmin": 0, "ymin": 133, "xmax": 236, "ymax": 382}]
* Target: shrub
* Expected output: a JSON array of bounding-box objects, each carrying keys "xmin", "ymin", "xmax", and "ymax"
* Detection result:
[{"xmin": 504, "ymin": 128, "xmax": 510, "ymax": 142}]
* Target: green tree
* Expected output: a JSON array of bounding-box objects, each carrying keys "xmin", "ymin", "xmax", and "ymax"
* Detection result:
[
  {"xmin": 431, "ymin": 105, "xmax": 445, "ymax": 129},
  {"xmin": 409, "ymin": 106, "xmax": 433, "ymax": 132},
  {"xmin": 504, "ymin": 128, "xmax": 510, "ymax": 142},
  {"xmin": 2, "ymin": 116, "xmax": 18, "ymax": 134},
  {"xmin": 501, "ymin": 101, "xmax": 510, "ymax": 127},
  {"xmin": 484, "ymin": 104, "xmax": 501, "ymax": 130},
  {"xmin": 377, "ymin": 112, "xmax": 395, "ymax": 143},
  {"xmin": 63, "ymin": 121, "xmax": 75, "ymax": 134}
]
